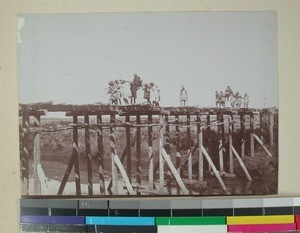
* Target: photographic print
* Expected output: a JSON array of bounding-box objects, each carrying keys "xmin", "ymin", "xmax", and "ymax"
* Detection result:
[{"xmin": 18, "ymin": 12, "xmax": 278, "ymax": 197}]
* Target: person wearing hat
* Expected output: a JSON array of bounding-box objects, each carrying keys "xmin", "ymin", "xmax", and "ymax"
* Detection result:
[
  {"xmin": 225, "ymin": 86, "xmax": 233, "ymax": 102},
  {"xmin": 180, "ymin": 86, "xmax": 188, "ymax": 106}
]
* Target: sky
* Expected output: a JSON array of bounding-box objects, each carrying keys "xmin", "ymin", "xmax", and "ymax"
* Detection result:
[{"xmin": 18, "ymin": 12, "xmax": 278, "ymax": 108}]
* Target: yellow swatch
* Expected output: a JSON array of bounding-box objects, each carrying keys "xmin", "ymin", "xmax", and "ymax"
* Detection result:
[{"xmin": 227, "ymin": 215, "xmax": 295, "ymax": 225}]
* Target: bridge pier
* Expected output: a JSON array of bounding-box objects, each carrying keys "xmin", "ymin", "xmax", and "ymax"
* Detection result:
[
  {"xmin": 148, "ymin": 114, "xmax": 154, "ymax": 189},
  {"xmin": 165, "ymin": 115, "xmax": 172, "ymax": 195},
  {"xmin": 84, "ymin": 115, "xmax": 93, "ymax": 195},
  {"xmin": 21, "ymin": 113, "xmax": 30, "ymax": 196},
  {"xmin": 136, "ymin": 114, "xmax": 141, "ymax": 196},
  {"xmin": 159, "ymin": 114, "xmax": 164, "ymax": 194},
  {"xmin": 33, "ymin": 114, "xmax": 41, "ymax": 195},
  {"xmin": 187, "ymin": 114, "xmax": 192, "ymax": 185},
  {"xmin": 197, "ymin": 115, "xmax": 203, "ymax": 183},
  {"xmin": 250, "ymin": 112, "xmax": 255, "ymax": 157},
  {"xmin": 217, "ymin": 113, "xmax": 224, "ymax": 175},
  {"xmin": 125, "ymin": 115, "xmax": 131, "ymax": 183},
  {"xmin": 97, "ymin": 114, "xmax": 105, "ymax": 195},
  {"xmin": 269, "ymin": 113, "xmax": 275, "ymax": 146},
  {"xmin": 110, "ymin": 113, "xmax": 118, "ymax": 195},
  {"xmin": 240, "ymin": 114, "xmax": 245, "ymax": 158},
  {"xmin": 175, "ymin": 114, "xmax": 181, "ymax": 195},
  {"xmin": 228, "ymin": 114, "xmax": 234, "ymax": 175}
]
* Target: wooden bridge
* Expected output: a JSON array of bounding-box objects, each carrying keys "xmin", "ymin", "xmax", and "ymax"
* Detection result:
[{"xmin": 19, "ymin": 102, "xmax": 278, "ymax": 196}]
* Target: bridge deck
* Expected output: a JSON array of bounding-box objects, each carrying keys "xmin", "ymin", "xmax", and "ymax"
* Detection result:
[{"xmin": 19, "ymin": 102, "xmax": 277, "ymax": 116}]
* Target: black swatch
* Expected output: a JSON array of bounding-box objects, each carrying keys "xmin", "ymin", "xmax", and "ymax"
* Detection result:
[
  {"xmin": 109, "ymin": 209, "xmax": 139, "ymax": 217},
  {"xmin": 203, "ymin": 208, "xmax": 233, "ymax": 216},
  {"xmin": 234, "ymin": 208, "xmax": 263, "ymax": 216},
  {"xmin": 20, "ymin": 207, "xmax": 48, "ymax": 215},
  {"xmin": 140, "ymin": 209, "xmax": 171, "ymax": 217},
  {"xmin": 51, "ymin": 208, "xmax": 77, "ymax": 216},
  {"xmin": 78, "ymin": 209, "xmax": 108, "ymax": 216},
  {"xmin": 172, "ymin": 209, "xmax": 203, "ymax": 217},
  {"xmin": 264, "ymin": 207, "xmax": 294, "ymax": 215}
]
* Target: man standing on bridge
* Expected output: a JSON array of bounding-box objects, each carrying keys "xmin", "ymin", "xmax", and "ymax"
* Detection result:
[
  {"xmin": 180, "ymin": 86, "xmax": 188, "ymax": 106},
  {"xmin": 130, "ymin": 73, "xmax": 142, "ymax": 104}
]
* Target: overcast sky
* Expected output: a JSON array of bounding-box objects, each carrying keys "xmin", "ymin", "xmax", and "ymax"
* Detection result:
[{"xmin": 19, "ymin": 12, "xmax": 278, "ymax": 108}]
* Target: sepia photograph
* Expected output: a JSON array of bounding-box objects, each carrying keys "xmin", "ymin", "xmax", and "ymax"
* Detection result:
[{"xmin": 18, "ymin": 12, "xmax": 278, "ymax": 197}]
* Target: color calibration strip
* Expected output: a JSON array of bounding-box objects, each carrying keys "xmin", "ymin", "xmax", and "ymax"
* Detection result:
[{"xmin": 20, "ymin": 197, "xmax": 300, "ymax": 232}]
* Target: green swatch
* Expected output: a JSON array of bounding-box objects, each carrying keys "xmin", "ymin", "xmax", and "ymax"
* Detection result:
[{"xmin": 156, "ymin": 217, "xmax": 226, "ymax": 225}]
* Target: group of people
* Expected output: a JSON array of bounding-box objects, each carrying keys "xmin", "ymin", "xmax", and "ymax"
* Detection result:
[
  {"xmin": 215, "ymin": 86, "xmax": 249, "ymax": 108},
  {"xmin": 108, "ymin": 79, "xmax": 249, "ymax": 109},
  {"xmin": 108, "ymin": 74, "xmax": 160, "ymax": 106}
]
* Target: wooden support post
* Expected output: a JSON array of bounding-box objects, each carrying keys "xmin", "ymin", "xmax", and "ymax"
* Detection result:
[
  {"xmin": 231, "ymin": 146, "xmax": 252, "ymax": 181},
  {"xmin": 85, "ymin": 115, "xmax": 93, "ymax": 196},
  {"xmin": 21, "ymin": 114, "xmax": 30, "ymax": 195},
  {"xmin": 180, "ymin": 144, "xmax": 199, "ymax": 173},
  {"xmin": 126, "ymin": 115, "xmax": 131, "ymax": 182},
  {"xmin": 58, "ymin": 115, "xmax": 81, "ymax": 196},
  {"xmin": 240, "ymin": 114, "xmax": 245, "ymax": 159},
  {"xmin": 220, "ymin": 114, "xmax": 225, "ymax": 150},
  {"xmin": 219, "ymin": 140, "xmax": 224, "ymax": 175},
  {"xmin": 165, "ymin": 115, "xmax": 172, "ymax": 195},
  {"xmin": 148, "ymin": 114, "xmax": 154, "ymax": 189},
  {"xmin": 231, "ymin": 114, "xmax": 235, "ymax": 132},
  {"xmin": 259, "ymin": 112, "xmax": 264, "ymax": 144},
  {"xmin": 161, "ymin": 149, "xmax": 188, "ymax": 195},
  {"xmin": 269, "ymin": 113, "xmax": 274, "ymax": 146},
  {"xmin": 253, "ymin": 134, "xmax": 273, "ymax": 157},
  {"xmin": 228, "ymin": 114, "xmax": 234, "ymax": 175},
  {"xmin": 110, "ymin": 114, "xmax": 118, "ymax": 195},
  {"xmin": 107, "ymin": 145, "xmax": 128, "ymax": 192},
  {"xmin": 187, "ymin": 114, "xmax": 192, "ymax": 183},
  {"xmin": 250, "ymin": 113, "xmax": 255, "ymax": 157},
  {"xmin": 197, "ymin": 115, "xmax": 203, "ymax": 183},
  {"xmin": 274, "ymin": 114, "xmax": 278, "ymax": 132},
  {"xmin": 175, "ymin": 114, "xmax": 181, "ymax": 195},
  {"xmin": 58, "ymin": 152, "xmax": 76, "ymax": 195},
  {"xmin": 206, "ymin": 114, "xmax": 212, "ymax": 159},
  {"xmin": 113, "ymin": 153, "xmax": 135, "ymax": 195},
  {"xmin": 159, "ymin": 114, "xmax": 165, "ymax": 194},
  {"xmin": 97, "ymin": 115, "xmax": 105, "ymax": 195},
  {"xmin": 136, "ymin": 114, "xmax": 141, "ymax": 196},
  {"xmin": 201, "ymin": 146, "xmax": 227, "ymax": 191},
  {"xmin": 73, "ymin": 115, "xmax": 81, "ymax": 196},
  {"xmin": 33, "ymin": 114, "xmax": 41, "ymax": 195},
  {"xmin": 220, "ymin": 114, "xmax": 225, "ymax": 173},
  {"xmin": 217, "ymin": 114, "xmax": 224, "ymax": 175},
  {"xmin": 36, "ymin": 164, "xmax": 48, "ymax": 194}
]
